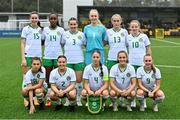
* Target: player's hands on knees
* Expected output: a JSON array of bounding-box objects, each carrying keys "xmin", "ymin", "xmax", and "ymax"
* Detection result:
[
  {"xmin": 88, "ymin": 90, "xmax": 94, "ymax": 96},
  {"xmin": 29, "ymin": 105, "xmax": 36, "ymax": 114},
  {"xmin": 58, "ymin": 89, "xmax": 65, "ymax": 97},
  {"xmin": 148, "ymin": 91, "xmax": 154, "ymax": 97},
  {"xmin": 94, "ymin": 90, "xmax": 101, "ymax": 96},
  {"xmin": 123, "ymin": 89, "xmax": 131, "ymax": 96}
]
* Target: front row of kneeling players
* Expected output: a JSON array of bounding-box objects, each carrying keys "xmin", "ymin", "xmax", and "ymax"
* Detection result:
[{"xmin": 22, "ymin": 50, "xmax": 165, "ymax": 114}]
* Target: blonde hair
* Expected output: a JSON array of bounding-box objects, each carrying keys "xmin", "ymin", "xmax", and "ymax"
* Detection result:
[
  {"xmin": 111, "ymin": 14, "xmax": 122, "ymax": 22},
  {"xmin": 89, "ymin": 9, "xmax": 99, "ymax": 17}
]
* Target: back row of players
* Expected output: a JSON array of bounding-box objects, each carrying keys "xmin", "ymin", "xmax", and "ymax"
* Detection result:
[{"xmin": 21, "ymin": 9, "xmax": 165, "ymax": 114}]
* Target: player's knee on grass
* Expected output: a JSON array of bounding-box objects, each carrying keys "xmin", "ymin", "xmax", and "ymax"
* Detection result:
[
  {"xmin": 130, "ymin": 90, "xmax": 136, "ymax": 97},
  {"xmin": 68, "ymin": 89, "xmax": 76, "ymax": 100},
  {"xmin": 137, "ymin": 89, "xmax": 144, "ymax": 96},
  {"xmin": 81, "ymin": 89, "xmax": 87, "ymax": 99},
  {"xmin": 109, "ymin": 89, "xmax": 116, "ymax": 97},
  {"xmin": 155, "ymin": 90, "xmax": 165, "ymax": 97},
  {"xmin": 102, "ymin": 89, "xmax": 109, "ymax": 99}
]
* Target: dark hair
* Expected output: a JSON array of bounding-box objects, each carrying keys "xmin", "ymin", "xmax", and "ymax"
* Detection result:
[
  {"xmin": 30, "ymin": 11, "xmax": 43, "ymax": 29},
  {"xmin": 49, "ymin": 13, "xmax": 60, "ymax": 27},
  {"xmin": 92, "ymin": 50, "xmax": 103, "ymax": 78},
  {"xmin": 31, "ymin": 57, "xmax": 43, "ymax": 73},
  {"xmin": 57, "ymin": 55, "xmax": 67, "ymax": 61},
  {"xmin": 30, "ymin": 11, "xmax": 38, "ymax": 16},
  {"xmin": 68, "ymin": 17, "xmax": 77, "ymax": 24},
  {"xmin": 117, "ymin": 50, "xmax": 129, "ymax": 63},
  {"xmin": 144, "ymin": 54, "xmax": 156, "ymax": 73}
]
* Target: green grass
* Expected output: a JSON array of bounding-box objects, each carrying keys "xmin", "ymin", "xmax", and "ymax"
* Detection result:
[{"xmin": 0, "ymin": 37, "xmax": 180, "ymax": 119}]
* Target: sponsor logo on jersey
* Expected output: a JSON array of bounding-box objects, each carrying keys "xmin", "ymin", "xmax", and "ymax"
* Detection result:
[
  {"xmin": 66, "ymin": 76, "xmax": 71, "ymax": 81},
  {"xmin": 126, "ymin": 73, "xmax": 131, "ymax": 77}
]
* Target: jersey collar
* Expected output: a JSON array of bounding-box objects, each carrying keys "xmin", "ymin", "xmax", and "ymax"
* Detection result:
[{"xmin": 118, "ymin": 64, "xmax": 127, "ymax": 72}]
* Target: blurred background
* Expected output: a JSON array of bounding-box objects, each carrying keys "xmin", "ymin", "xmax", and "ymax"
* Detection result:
[{"xmin": 0, "ymin": 0, "xmax": 179, "ymax": 37}]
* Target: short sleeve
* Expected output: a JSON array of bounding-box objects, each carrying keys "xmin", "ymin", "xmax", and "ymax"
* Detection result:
[
  {"xmin": 110, "ymin": 66, "xmax": 116, "ymax": 78},
  {"xmin": 21, "ymin": 27, "xmax": 27, "ymax": 39},
  {"xmin": 39, "ymin": 67, "xmax": 46, "ymax": 79},
  {"xmin": 49, "ymin": 71, "xmax": 55, "ymax": 84},
  {"xmin": 61, "ymin": 32, "xmax": 66, "ymax": 44},
  {"xmin": 144, "ymin": 34, "xmax": 150, "ymax": 47},
  {"xmin": 83, "ymin": 66, "xmax": 89, "ymax": 80},
  {"xmin": 70, "ymin": 69, "xmax": 76, "ymax": 82},
  {"xmin": 136, "ymin": 67, "xmax": 142, "ymax": 79},
  {"xmin": 102, "ymin": 26, "xmax": 107, "ymax": 41},
  {"xmin": 130, "ymin": 65, "xmax": 136, "ymax": 79},
  {"xmin": 24, "ymin": 72, "xmax": 31, "ymax": 85},
  {"xmin": 155, "ymin": 68, "xmax": 161, "ymax": 80}
]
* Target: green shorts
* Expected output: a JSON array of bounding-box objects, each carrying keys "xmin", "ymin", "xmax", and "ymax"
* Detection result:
[
  {"xmin": 66, "ymin": 62, "xmax": 85, "ymax": 71},
  {"xmin": 43, "ymin": 59, "xmax": 58, "ymax": 67},
  {"xmin": 25, "ymin": 57, "xmax": 33, "ymax": 67},
  {"xmin": 106, "ymin": 60, "xmax": 117, "ymax": 70},
  {"xmin": 132, "ymin": 65, "xmax": 141, "ymax": 72}
]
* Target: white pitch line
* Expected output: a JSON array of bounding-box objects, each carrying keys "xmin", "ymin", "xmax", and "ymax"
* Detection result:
[
  {"xmin": 151, "ymin": 38, "xmax": 180, "ymax": 45},
  {"xmin": 152, "ymin": 46, "xmax": 180, "ymax": 48},
  {"xmin": 156, "ymin": 64, "xmax": 180, "ymax": 69}
]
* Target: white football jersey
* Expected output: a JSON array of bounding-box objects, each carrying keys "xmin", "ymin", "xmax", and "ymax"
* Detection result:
[
  {"xmin": 127, "ymin": 33, "xmax": 150, "ymax": 66},
  {"xmin": 24, "ymin": 67, "xmax": 46, "ymax": 86},
  {"xmin": 49, "ymin": 67, "xmax": 76, "ymax": 90},
  {"xmin": 61, "ymin": 31, "xmax": 86, "ymax": 63},
  {"xmin": 42, "ymin": 26, "xmax": 64, "ymax": 59},
  {"xmin": 137, "ymin": 66, "xmax": 161, "ymax": 91},
  {"xmin": 21, "ymin": 25, "xmax": 42, "ymax": 57},
  {"xmin": 110, "ymin": 63, "xmax": 136, "ymax": 90},
  {"xmin": 106, "ymin": 28, "xmax": 128, "ymax": 60},
  {"xmin": 83, "ymin": 64, "xmax": 108, "ymax": 91}
]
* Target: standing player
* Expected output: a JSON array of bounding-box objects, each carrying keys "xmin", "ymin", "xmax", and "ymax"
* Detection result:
[
  {"xmin": 127, "ymin": 20, "xmax": 152, "ymax": 107},
  {"xmin": 106, "ymin": 14, "xmax": 128, "ymax": 70},
  {"xmin": 81, "ymin": 50, "xmax": 109, "ymax": 110},
  {"xmin": 42, "ymin": 13, "xmax": 64, "ymax": 106},
  {"xmin": 136, "ymin": 54, "xmax": 165, "ymax": 112},
  {"xmin": 84, "ymin": 9, "xmax": 107, "ymax": 65},
  {"xmin": 109, "ymin": 51, "xmax": 136, "ymax": 111},
  {"xmin": 49, "ymin": 55, "xmax": 76, "ymax": 111},
  {"xmin": 62, "ymin": 17, "xmax": 86, "ymax": 106},
  {"xmin": 22, "ymin": 57, "xmax": 47, "ymax": 114},
  {"xmin": 21, "ymin": 11, "xmax": 43, "ymax": 107}
]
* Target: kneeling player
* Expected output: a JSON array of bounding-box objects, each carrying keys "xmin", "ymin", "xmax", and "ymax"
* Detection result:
[
  {"xmin": 81, "ymin": 50, "xmax": 109, "ymax": 113},
  {"xmin": 109, "ymin": 51, "xmax": 136, "ymax": 111},
  {"xmin": 22, "ymin": 57, "xmax": 47, "ymax": 114},
  {"xmin": 136, "ymin": 54, "xmax": 165, "ymax": 112},
  {"xmin": 49, "ymin": 55, "xmax": 76, "ymax": 112}
]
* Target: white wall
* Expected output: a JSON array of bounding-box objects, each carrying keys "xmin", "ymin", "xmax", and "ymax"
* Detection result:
[{"xmin": 63, "ymin": 0, "xmax": 93, "ymax": 29}]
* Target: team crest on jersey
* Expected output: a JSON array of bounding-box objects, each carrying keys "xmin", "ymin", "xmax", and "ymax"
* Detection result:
[
  {"xmin": 121, "ymin": 33, "xmax": 125, "ymax": 37},
  {"xmin": 78, "ymin": 35, "xmax": 82, "ymax": 40},
  {"xmin": 151, "ymin": 74, "xmax": 155, "ymax": 79},
  {"xmin": 98, "ymin": 30, "xmax": 102, "ymax": 34},
  {"xmin": 38, "ymin": 30, "xmax": 42, "ymax": 34},
  {"xmin": 57, "ymin": 31, "xmax": 61, "ymax": 36},
  {"xmin": 66, "ymin": 76, "xmax": 71, "ymax": 81},
  {"xmin": 139, "ymin": 38, "xmax": 143, "ymax": 42},
  {"xmin": 37, "ymin": 74, "xmax": 40, "ymax": 78},
  {"xmin": 126, "ymin": 73, "xmax": 131, "ymax": 77}
]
